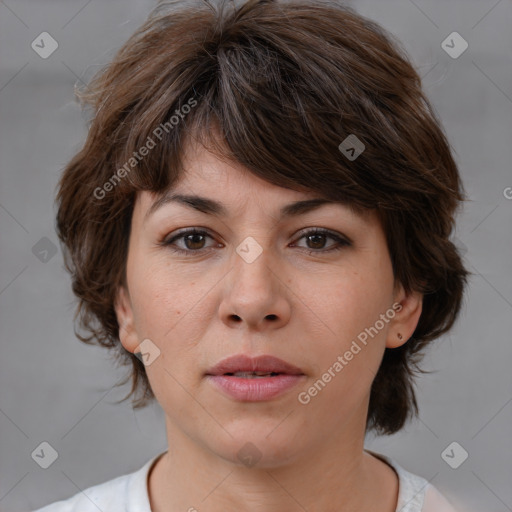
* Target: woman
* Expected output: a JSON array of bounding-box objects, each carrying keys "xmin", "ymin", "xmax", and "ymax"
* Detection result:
[{"xmin": 34, "ymin": 0, "xmax": 468, "ymax": 510}]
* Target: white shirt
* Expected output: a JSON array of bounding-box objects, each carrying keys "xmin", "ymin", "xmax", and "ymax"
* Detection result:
[{"xmin": 32, "ymin": 450, "xmax": 458, "ymax": 512}]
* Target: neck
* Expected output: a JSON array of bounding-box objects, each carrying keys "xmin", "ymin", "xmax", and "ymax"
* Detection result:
[{"xmin": 148, "ymin": 413, "xmax": 398, "ymax": 512}]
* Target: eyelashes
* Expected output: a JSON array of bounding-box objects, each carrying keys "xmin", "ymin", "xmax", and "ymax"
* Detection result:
[
  {"xmin": 162, "ymin": 229, "xmax": 221, "ymax": 255},
  {"xmin": 160, "ymin": 227, "xmax": 352, "ymax": 257}
]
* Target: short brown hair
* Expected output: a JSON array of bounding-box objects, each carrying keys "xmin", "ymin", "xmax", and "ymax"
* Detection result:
[{"xmin": 56, "ymin": 0, "xmax": 469, "ymax": 435}]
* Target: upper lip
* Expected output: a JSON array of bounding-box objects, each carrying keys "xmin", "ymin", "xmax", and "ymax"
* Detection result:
[{"xmin": 206, "ymin": 354, "xmax": 305, "ymax": 376}]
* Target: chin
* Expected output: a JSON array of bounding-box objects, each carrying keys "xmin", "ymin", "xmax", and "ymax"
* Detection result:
[{"xmin": 208, "ymin": 420, "xmax": 307, "ymax": 469}]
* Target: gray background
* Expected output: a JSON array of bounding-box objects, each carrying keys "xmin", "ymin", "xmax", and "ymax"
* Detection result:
[{"xmin": 0, "ymin": 1, "xmax": 511, "ymax": 511}]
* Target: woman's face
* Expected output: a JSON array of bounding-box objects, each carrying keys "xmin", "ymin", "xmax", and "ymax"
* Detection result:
[{"xmin": 115, "ymin": 139, "xmax": 422, "ymax": 468}]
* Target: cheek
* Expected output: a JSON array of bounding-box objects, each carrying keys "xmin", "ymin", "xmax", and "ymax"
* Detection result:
[
  {"xmin": 295, "ymin": 270, "xmax": 392, "ymax": 421},
  {"xmin": 295, "ymin": 257, "xmax": 394, "ymax": 394},
  {"xmin": 128, "ymin": 258, "xmax": 215, "ymax": 359},
  {"xmin": 127, "ymin": 264, "xmax": 207, "ymax": 408},
  {"xmin": 306, "ymin": 263, "xmax": 393, "ymax": 342}
]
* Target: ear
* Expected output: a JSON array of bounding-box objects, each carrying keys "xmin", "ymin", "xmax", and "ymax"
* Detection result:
[
  {"xmin": 114, "ymin": 285, "xmax": 139, "ymax": 353},
  {"xmin": 386, "ymin": 282, "xmax": 423, "ymax": 349}
]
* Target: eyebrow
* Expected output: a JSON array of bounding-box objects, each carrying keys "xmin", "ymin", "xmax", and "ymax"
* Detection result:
[{"xmin": 144, "ymin": 193, "xmax": 341, "ymax": 223}]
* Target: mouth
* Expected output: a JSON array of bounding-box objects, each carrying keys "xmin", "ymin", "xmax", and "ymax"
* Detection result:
[
  {"xmin": 222, "ymin": 371, "xmax": 283, "ymax": 378},
  {"xmin": 205, "ymin": 354, "xmax": 305, "ymax": 377},
  {"xmin": 205, "ymin": 354, "xmax": 305, "ymax": 401}
]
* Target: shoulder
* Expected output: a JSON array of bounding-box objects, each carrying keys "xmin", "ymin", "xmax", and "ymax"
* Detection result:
[
  {"xmin": 31, "ymin": 472, "xmax": 131, "ymax": 512},
  {"xmin": 423, "ymin": 483, "xmax": 459, "ymax": 512},
  {"xmin": 365, "ymin": 449, "xmax": 459, "ymax": 512},
  {"xmin": 31, "ymin": 452, "xmax": 164, "ymax": 512}
]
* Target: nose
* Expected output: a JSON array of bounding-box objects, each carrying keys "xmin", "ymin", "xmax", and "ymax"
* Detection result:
[{"xmin": 218, "ymin": 241, "xmax": 291, "ymax": 331}]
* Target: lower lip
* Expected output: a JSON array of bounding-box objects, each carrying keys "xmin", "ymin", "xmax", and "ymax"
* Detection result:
[{"xmin": 206, "ymin": 374, "xmax": 305, "ymax": 401}]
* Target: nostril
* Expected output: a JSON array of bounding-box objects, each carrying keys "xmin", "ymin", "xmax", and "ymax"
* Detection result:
[{"xmin": 266, "ymin": 314, "xmax": 277, "ymax": 320}]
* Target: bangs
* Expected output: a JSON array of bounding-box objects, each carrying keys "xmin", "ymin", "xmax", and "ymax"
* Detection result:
[{"xmin": 89, "ymin": 1, "xmax": 424, "ymax": 215}]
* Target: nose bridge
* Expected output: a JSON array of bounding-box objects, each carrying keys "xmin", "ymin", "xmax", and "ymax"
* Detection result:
[
  {"xmin": 232, "ymin": 236, "xmax": 277, "ymax": 304},
  {"xmin": 219, "ymin": 235, "xmax": 290, "ymax": 329}
]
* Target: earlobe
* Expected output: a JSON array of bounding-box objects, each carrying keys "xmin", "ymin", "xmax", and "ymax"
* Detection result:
[
  {"xmin": 386, "ymin": 286, "xmax": 423, "ymax": 349},
  {"xmin": 114, "ymin": 285, "xmax": 139, "ymax": 353}
]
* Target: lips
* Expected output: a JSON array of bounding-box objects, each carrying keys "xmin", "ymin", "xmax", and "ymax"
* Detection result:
[
  {"xmin": 205, "ymin": 355, "xmax": 306, "ymax": 401},
  {"xmin": 205, "ymin": 354, "xmax": 304, "ymax": 377}
]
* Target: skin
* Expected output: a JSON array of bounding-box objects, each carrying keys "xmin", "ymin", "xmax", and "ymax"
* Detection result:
[{"xmin": 115, "ymin": 137, "xmax": 423, "ymax": 512}]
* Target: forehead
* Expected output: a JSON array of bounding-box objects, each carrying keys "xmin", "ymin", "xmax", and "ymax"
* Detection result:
[
  {"xmin": 177, "ymin": 140, "xmax": 318, "ymax": 200},
  {"xmin": 137, "ymin": 140, "xmax": 320, "ymax": 212},
  {"xmin": 134, "ymin": 136, "xmax": 377, "ymax": 227}
]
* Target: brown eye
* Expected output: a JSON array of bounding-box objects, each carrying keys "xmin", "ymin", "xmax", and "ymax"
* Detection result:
[
  {"xmin": 162, "ymin": 227, "xmax": 350, "ymax": 257},
  {"xmin": 293, "ymin": 229, "xmax": 351, "ymax": 254},
  {"xmin": 306, "ymin": 232, "xmax": 328, "ymax": 250},
  {"xmin": 163, "ymin": 229, "xmax": 219, "ymax": 255},
  {"xmin": 183, "ymin": 232, "xmax": 207, "ymax": 250}
]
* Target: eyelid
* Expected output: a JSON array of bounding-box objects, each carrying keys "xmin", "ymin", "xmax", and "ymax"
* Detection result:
[
  {"xmin": 162, "ymin": 228, "xmax": 221, "ymax": 248},
  {"xmin": 292, "ymin": 226, "xmax": 352, "ymax": 245},
  {"xmin": 161, "ymin": 226, "xmax": 352, "ymax": 256},
  {"xmin": 161, "ymin": 227, "xmax": 350, "ymax": 244}
]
